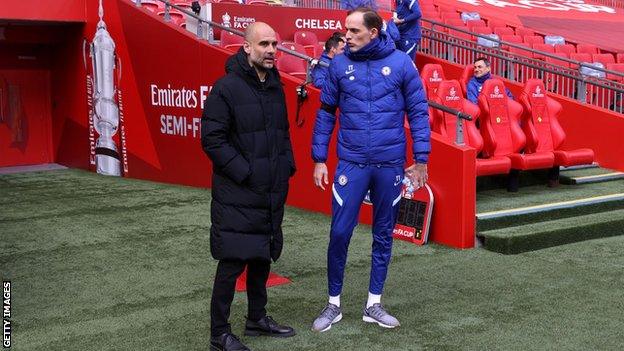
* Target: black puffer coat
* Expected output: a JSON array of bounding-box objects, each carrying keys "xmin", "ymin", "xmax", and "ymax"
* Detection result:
[{"xmin": 201, "ymin": 48, "xmax": 296, "ymax": 262}]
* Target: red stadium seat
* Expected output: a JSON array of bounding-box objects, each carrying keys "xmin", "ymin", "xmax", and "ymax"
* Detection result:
[
  {"xmin": 554, "ymin": 44, "xmax": 576, "ymax": 56},
  {"xmin": 515, "ymin": 27, "xmax": 535, "ymax": 37},
  {"xmin": 486, "ymin": 18, "xmax": 508, "ymax": 30},
  {"xmin": 436, "ymin": 4, "xmax": 457, "ymax": 13},
  {"xmin": 576, "ymin": 43, "xmax": 599, "ymax": 55},
  {"xmin": 519, "ymin": 79, "xmax": 594, "ymax": 169},
  {"xmin": 420, "ymin": 64, "xmax": 446, "ymax": 99},
  {"xmin": 478, "ymin": 79, "xmax": 554, "ymax": 176},
  {"xmin": 443, "ymin": 18, "xmax": 466, "ymax": 31},
  {"xmin": 500, "ymin": 35, "xmax": 523, "ymax": 50},
  {"xmin": 220, "ymin": 31, "xmax": 244, "ymax": 51},
  {"xmin": 433, "ymin": 80, "xmax": 511, "ymax": 176},
  {"xmin": 294, "ymin": 31, "xmax": 319, "ymax": 57},
  {"xmin": 281, "ymin": 42, "xmax": 306, "ymax": 55},
  {"xmin": 618, "ymin": 53, "xmax": 624, "ymax": 63},
  {"xmin": 494, "ymin": 27, "xmax": 515, "ymax": 37},
  {"xmin": 466, "ymin": 19, "xmax": 486, "ymax": 30},
  {"xmin": 440, "ymin": 11, "xmax": 460, "ymax": 21},
  {"xmin": 460, "ymin": 64, "xmax": 473, "ymax": 95},
  {"xmin": 592, "ymin": 53, "xmax": 615, "ymax": 67},
  {"xmin": 523, "ymin": 35, "xmax": 543, "ymax": 46},
  {"xmin": 314, "ymin": 42, "xmax": 325, "ymax": 58},
  {"xmin": 569, "ymin": 52, "xmax": 592, "ymax": 64},
  {"xmin": 422, "ymin": 10, "xmax": 440, "ymax": 21},
  {"xmin": 606, "ymin": 63, "xmax": 624, "ymax": 82},
  {"xmin": 157, "ymin": 10, "xmax": 185, "ymax": 26},
  {"xmin": 472, "ymin": 26, "xmax": 493, "ymax": 41},
  {"xmin": 141, "ymin": 0, "xmax": 163, "ymax": 13},
  {"xmin": 531, "ymin": 43, "xmax": 555, "ymax": 60},
  {"xmin": 421, "ymin": 4, "xmax": 437, "ymax": 13},
  {"xmin": 544, "ymin": 52, "xmax": 571, "ymax": 68},
  {"xmin": 294, "ymin": 31, "xmax": 318, "ymax": 46},
  {"xmin": 276, "ymin": 54, "xmax": 307, "ymax": 80}
]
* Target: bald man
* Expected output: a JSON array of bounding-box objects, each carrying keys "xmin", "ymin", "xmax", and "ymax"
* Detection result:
[{"xmin": 201, "ymin": 22, "xmax": 296, "ymax": 351}]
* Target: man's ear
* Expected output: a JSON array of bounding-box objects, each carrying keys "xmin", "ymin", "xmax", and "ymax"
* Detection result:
[
  {"xmin": 243, "ymin": 41, "xmax": 251, "ymax": 54},
  {"xmin": 370, "ymin": 28, "xmax": 379, "ymax": 39}
]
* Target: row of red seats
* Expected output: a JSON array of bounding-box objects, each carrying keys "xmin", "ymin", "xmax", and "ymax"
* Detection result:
[
  {"xmin": 420, "ymin": 64, "xmax": 594, "ymax": 185},
  {"xmin": 421, "ymin": 4, "xmax": 620, "ymax": 61},
  {"xmin": 221, "ymin": 30, "xmax": 331, "ymax": 79}
]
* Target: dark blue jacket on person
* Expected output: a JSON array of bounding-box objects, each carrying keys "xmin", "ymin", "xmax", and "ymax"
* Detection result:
[
  {"xmin": 340, "ymin": 0, "xmax": 377, "ymax": 10},
  {"xmin": 395, "ymin": 0, "xmax": 422, "ymax": 41},
  {"xmin": 312, "ymin": 32, "xmax": 431, "ymax": 165},
  {"xmin": 466, "ymin": 72, "xmax": 513, "ymax": 104},
  {"xmin": 311, "ymin": 52, "xmax": 332, "ymax": 89},
  {"xmin": 383, "ymin": 19, "xmax": 401, "ymax": 43}
]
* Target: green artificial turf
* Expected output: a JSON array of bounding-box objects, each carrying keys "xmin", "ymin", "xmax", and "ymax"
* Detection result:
[
  {"xmin": 3, "ymin": 169, "xmax": 624, "ymax": 350},
  {"xmin": 476, "ymin": 178, "xmax": 624, "ymax": 214},
  {"xmin": 478, "ymin": 208, "xmax": 624, "ymax": 254}
]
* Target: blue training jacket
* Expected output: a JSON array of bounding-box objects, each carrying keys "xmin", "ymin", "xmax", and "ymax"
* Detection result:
[
  {"xmin": 395, "ymin": 0, "xmax": 422, "ymax": 40},
  {"xmin": 312, "ymin": 32, "xmax": 430, "ymax": 165},
  {"xmin": 466, "ymin": 73, "xmax": 514, "ymax": 104},
  {"xmin": 311, "ymin": 52, "xmax": 332, "ymax": 89}
]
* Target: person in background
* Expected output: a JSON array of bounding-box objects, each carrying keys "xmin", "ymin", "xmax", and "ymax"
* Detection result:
[
  {"xmin": 394, "ymin": 0, "xmax": 422, "ymax": 61},
  {"xmin": 311, "ymin": 34, "xmax": 346, "ymax": 89},
  {"xmin": 467, "ymin": 57, "xmax": 513, "ymax": 104}
]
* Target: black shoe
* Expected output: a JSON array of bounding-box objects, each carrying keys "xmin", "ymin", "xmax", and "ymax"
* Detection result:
[
  {"xmin": 244, "ymin": 315, "xmax": 296, "ymax": 338},
  {"xmin": 210, "ymin": 333, "xmax": 250, "ymax": 351}
]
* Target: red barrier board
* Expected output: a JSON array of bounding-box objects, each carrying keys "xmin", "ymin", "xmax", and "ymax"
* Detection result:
[{"xmin": 207, "ymin": 3, "xmax": 347, "ymax": 41}]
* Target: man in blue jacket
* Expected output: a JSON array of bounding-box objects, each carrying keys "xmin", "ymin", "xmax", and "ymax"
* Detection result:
[
  {"xmin": 394, "ymin": 0, "xmax": 422, "ymax": 60},
  {"xmin": 311, "ymin": 34, "xmax": 345, "ymax": 89},
  {"xmin": 311, "ymin": 7, "xmax": 430, "ymax": 332},
  {"xmin": 467, "ymin": 57, "xmax": 513, "ymax": 104}
]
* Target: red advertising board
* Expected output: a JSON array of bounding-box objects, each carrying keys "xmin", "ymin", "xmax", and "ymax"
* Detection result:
[{"xmin": 207, "ymin": 3, "xmax": 347, "ymax": 41}]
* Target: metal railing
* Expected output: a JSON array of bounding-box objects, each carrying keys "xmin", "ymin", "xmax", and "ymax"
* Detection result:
[
  {"xmin": 135, "ymin": 0, "xmax": 476, "ymax": 145},
  {"xmin": 420, "ymin": 19, "xmax": 624, "ymax": 113}
]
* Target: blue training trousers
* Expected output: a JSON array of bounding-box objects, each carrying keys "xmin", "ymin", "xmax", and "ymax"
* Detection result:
[
  {"xmin": 327, "ymin": 160, "xmax": 404, "ymax": 296},
  {"xmin": 397, "ymin": 38, "xmax": 419, "ymax": 61}
]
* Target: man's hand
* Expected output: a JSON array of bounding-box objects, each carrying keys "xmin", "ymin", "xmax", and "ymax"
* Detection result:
[
  {"xmin": 313, "ymin": 163, "xmax": 329, "ymax": 190},
  {"xmin": 393, "ymin": 17, "xmax": 404, "ymax": 24},
  {"xmin": 405, "ymin": 163, "xmax": 428, "ymax": 189}
]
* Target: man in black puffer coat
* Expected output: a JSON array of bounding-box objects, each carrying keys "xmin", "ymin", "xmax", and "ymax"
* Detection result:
[{"xmin": 201, "ymin": 22, "xmax": 296, "ymax": 351}]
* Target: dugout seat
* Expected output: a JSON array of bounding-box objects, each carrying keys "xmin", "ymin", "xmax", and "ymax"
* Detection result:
[
  {"xmin": 519, "ymin": 79, "xmax": 594, "ymax": 169},
  {"xmin": 478, "ymin": 79, "xmax": 554, "ymax": 190},
  {"xmin": 433, "ymin": 80, "xmax": 511, "ymax": 176}
]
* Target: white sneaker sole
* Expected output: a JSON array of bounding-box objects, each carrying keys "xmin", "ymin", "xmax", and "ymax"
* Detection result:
[
  {"xmin": 362, "ymin": 315, "xmax": 399, "ymax": 328},
  {"xmin": 314, "ymin": 313, "xmax": 343, "ymax": 332}
]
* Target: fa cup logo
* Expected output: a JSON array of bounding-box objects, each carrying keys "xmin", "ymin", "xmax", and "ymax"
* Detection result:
[{"xmin": 222, "ymin": 12, "xmax": 232, "ymax": 27}]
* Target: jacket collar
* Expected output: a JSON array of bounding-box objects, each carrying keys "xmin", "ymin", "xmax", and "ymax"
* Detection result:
[
  {"xmin": 225, "ymin": 47, "xmax": 281, "ymax": 90},
  {"xmin": 475, "ymin": 72, "xmax": 491, "ymax": 84},
  {"xmin": 344, "ymin": 32, "xmax": 396, "ymax": 62}
]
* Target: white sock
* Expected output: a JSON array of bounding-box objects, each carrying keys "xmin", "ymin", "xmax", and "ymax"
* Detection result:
[
  {"xmin": 366, "ymin": 292, "xmax": 381, "ymax": 308},
  {"xmin": 328, "ymin": 295, "xmax": 340, "ymax": 307}
]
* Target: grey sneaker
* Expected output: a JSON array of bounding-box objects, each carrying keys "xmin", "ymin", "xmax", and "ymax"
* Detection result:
[
  {"xmin": 362, "ymin": 303, "xmax": 400, "ymax": 328},
  {"xmin": 311, "ymin": 303, "xmax": 342, "ymax": 332}
]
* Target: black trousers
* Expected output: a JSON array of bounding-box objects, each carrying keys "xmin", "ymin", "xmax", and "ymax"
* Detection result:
[{"xmin": 210, "ymin": 258, "xmax": 271, "ymax": 337}]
